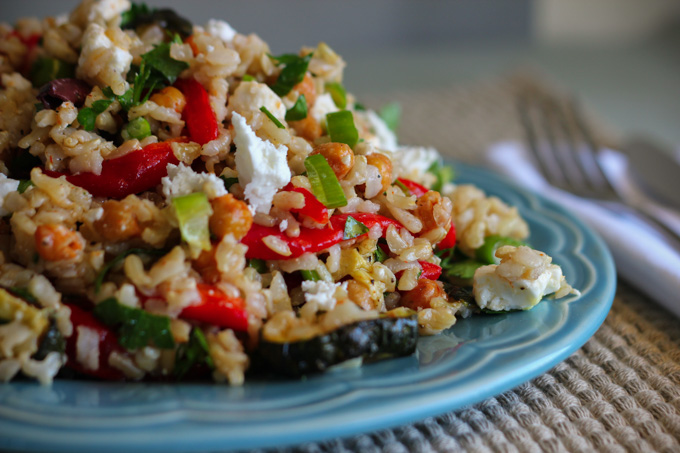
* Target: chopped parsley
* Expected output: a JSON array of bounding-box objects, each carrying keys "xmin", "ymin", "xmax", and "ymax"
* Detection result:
[
  {"xmin": 93, "ymin": 298, "xmax": 175, "ymax": 350},
  {"xmin": 285, "ymin": 94, "xmax": 308, "ymax": 122},
  {"xmin": 268, "ymin": 52, "xmax": 313, "ymax": 97},
  {"xmin": 174, "ymin": 327, "xmax": 214, "ymax": 379},
  {"xmin": 77, "ymin": 99, "xmax": 113, "ymax": 131}
]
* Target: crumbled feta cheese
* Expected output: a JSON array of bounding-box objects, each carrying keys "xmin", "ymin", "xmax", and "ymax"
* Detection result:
[
  {"xmin": 278, "ymin": 219, "xmax": 289, "ymax": 232},
  {"xmin": 473, "ymin": 246, "xmax": 566, "ymax": 311},
  {"xmin": 310, "ymin": 92, "xmax": 339, "ymax": 124},
  {"xmin": 76, "ymin": 325, "xmax": 100, "ymax": 371},
  {"xmin": 205, "ymin": 19, "xmax": 237, "ymax": 43},
  {"xmin": 391, "ymin": 146, "xmax": 440, "ymax": 178},
  {"xmin": 77, "ymin": 23, "xmax": 132, "ymax": 95},
  {"xmin": 301, "ymin": 280, "xmax": 342, "ymax": 313},
  {"xmin": 161, "ymin": 163, "xmax": 228, "ymax": 200},
  {"xmin": 231, "ymin": 112, "xmax": 291, "ymax": 214},
  {"xmin": 228, "ymin": 81, "xmax": 286, "ymax": 123},
  {"xmin": 0, "ymin": 174, "xmax": 19, "ymax": 216},
  {"xmin": 87, "ymin": 0, "xmax": 130, "ymax": 24},
  {"xmin": 360, "ymin": 110, "xmax": 398, "ymax": 151}
]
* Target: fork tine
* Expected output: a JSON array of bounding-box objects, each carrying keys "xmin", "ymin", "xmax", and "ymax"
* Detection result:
[
  {"xmin": 517, "ymin": 93, "xmax": 569, "ymax": 189},
  {"xmin": 566, "ymin": 99, "xmax": 618, "ymax": 196}
]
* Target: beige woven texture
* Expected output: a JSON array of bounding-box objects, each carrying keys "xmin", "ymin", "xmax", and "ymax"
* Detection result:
[{"xmin": 253, "ymin": 76, "xmax": 680, "ymax": 453}]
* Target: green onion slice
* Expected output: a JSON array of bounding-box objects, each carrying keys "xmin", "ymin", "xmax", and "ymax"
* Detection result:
[
  {"xmin": 304, "ymin": 154, "xmax": 347, "ymax": 209},
  {"xmin": 17, "ymin": 180, "xmax": 34, "ymax": 194},
  {"xmin": 343, "ymin": 215, "xmax": 369, "ymax": 240},
  {"xmin": 285, "ymin": 94, "xmax": 308, "ymax": 121},
  {"xmin": 325, "ymin": 82, "xmax": 347, "ymax": 109},
  {"xmin": 394, "ymin": 179, "xmax": 411, "ymax": 196},
  {"xmin": 326, "ymin": 110, "xmax": 359, "ymax": 148},
  {"xmin": 93, "ymin": 298, "xmax": 175, "ymax": 350},
  {"xmin": 248, "ymin": 258, "xmax": 267, "ymax": 274},
  {"xmin": 378, "ymin": 102, "xmax": 401, "ymax": 133},
  {"xmin": 242, "ymin": 74, "xmax": 255, "ymax": 82},
  {"xmin": 260, "ymin": 106, "xmax": 285, "ymax": 129},
  {"xmin": 300, "ymin": 269, "xmax": 321, "ymax": 281},
  {"xmin": 475, "ymin": 235, "xmax": 527, "ymax": 264},
  {"xmin": 375, "ymin": 245, "xmax": 388, "ymax": 262},
  {"xmin": 173, "ymin": 192, "xmax": 213, "ymax": 251}
]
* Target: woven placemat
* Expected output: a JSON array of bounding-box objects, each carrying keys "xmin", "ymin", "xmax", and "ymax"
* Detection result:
[{"xmin": 249, "ymin": 75, "xmax": 680, "ymax": 453}]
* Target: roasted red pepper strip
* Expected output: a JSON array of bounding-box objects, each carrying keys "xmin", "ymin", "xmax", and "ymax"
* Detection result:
[
  {"xmin": 44, "ymin": 141, "xmax": 180, "ymax": 199},
  {"xmin": 65, "ymin": 303, "xmax": 125, "ymax": 381},
  {"xmin": 174, "ymin": 78, "xmax": 219, "ymax": 145},
  {"xmin": 242, "ymin": 213, "xmax": 402, "ymax": 260},
  {"xmin": 283, "ymin": 183, "xmax": 329, "ymax": 224},
  {"xmin": 397, "ymin": 177, "xmax": 428, "ymax": 197},
  {"xmin": 180, "ymin": 284, "xmax": 248, "ymax": 331},
  {"xmin": 438, "ymin": 221, "xmax": 457, "ymax": 250},
  {"xmin": 395, "ymin": 261, "xmax": 443, "ymax": 281}
]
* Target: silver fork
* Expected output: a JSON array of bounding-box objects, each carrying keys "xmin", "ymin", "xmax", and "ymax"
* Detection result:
[{"xmin": 517, "ymin": 91, "xmax": 680, "ymax": 244}]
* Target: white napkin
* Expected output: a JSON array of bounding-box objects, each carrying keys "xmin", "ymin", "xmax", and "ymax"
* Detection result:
[{"xmin": 487, "ymin": 141, "xmax": 680, "ymax": 318}]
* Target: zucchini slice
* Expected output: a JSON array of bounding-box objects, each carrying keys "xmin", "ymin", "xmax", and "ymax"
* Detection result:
[{"xmin": 258, "ymin": 313, "xmax": 418, "ymax": 377}]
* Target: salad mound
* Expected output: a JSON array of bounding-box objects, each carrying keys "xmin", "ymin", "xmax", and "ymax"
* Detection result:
[{"xmin": 0, "ymin": 0, "xmax": 578, "ymax": 385}]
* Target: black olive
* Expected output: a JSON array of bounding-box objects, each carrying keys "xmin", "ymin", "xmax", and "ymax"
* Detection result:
[{"xmin": 36, "ymin": 78, "xmax": 91, "ymax": 110}]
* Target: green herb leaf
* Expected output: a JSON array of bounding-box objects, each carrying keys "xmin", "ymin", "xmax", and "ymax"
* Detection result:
[
  {"xmin": 269, "ymin": 53, "xmax": 312, "ymax": 97},
  {"xmin": 242, "ymin": 74, "xmax": 255, "ymax": 82},
  {"xmin": 173, "ymin": 327, "xmax": 213, "ymax": 379},
  {"xmin": 444, "ymin": 260, "xmax": 484, "ymax": 280},
  {"xmin": 33, "ymin": 320, "xmax": 65, "ymax": 360},
  {"xmin": 173, "ymin": 192, "xmax": 213, "ymax": 251},
  {"xmin": 95, "ymin": 248, "xmax": 168, "ymax": 293},
  {"xmin": 304, "ymin": 154, "xmax": 348, "ymax": 209},
  {"xmin": 259, "ymin": 106, "xmax": 285, "ymax": 129},
  {"xmin": 343, "ymin": 215, "xmax": 369, "ymax": 240},
  {"xmin": 94, "ymin": 298, "xmax": 175, "ymax": 350},
  {"xmin": 91, "ymin": 99, "xmax": 113, "ymax": 114},
  {"xmin": 354, "ymin": 102, "xmax": 366, "ymax": 111},
  {"xmin": 248, "ymin": 258, "xmax": 267, "ymax": 274},
  {"xmin": 285, "ymin": 94, "xmax": 308, "ymax": 121},
  {"xmin": 17, "ymin": 180, "xmax": 34, "ymax": 194},
  {"xmin": 77, "ymin": 108, "xmax": 97, "ymax": 131},
  {"xmin": 29, "ymin": 57, "xmax": 75, "ymax": 88},
  {"xmin": 326, "ymin": 110, "xmax": 359, "ymax": 148},
  {"xmin": 325, "ymin": 82, "xmax": 347, "ymax": 109},
  {"xmin": 8, "ymin": 287, "xmax": 38, "ymax": 305},
  {"xmin": 220, "ymin": 176, "xmax": 239, "ymax": 190},
  {"xmin": 427, "ymin": 161, "xmax": 454, "ymax": 192},
  {"xmin": 300, "ymin": 269, "xmax": 321, "ymax": 281},
  {"xmin": 379, "ymin": 102, "xmax": 401, "ymax": 133},
  {"xmin": 375, "ymin": 245, "xmax": 388, "ymax": 262},
  {"xmin": 475, "ymin": 235, "xmax": 527, "ymax": 264},
  {"xmin": 121, "ymin": 2, "xmax": 152, "ymax": 29},
  {"xmin": 394, "ymin": 179, "xmax": 411, "ymax": 196},
  {"xmin": 142, "ymin": 42, "xmax": 189, "ymax": 85}
]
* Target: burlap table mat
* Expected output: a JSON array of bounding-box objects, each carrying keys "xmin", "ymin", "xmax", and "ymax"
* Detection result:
[{"xmin": 252, "ymin": 75, "xmax": 680, "ymax": 453}]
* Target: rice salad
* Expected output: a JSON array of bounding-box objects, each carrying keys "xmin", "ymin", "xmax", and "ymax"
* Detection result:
[{"xmin": 0, "ymin": 0, "xmax": 578, "ymax": 385}]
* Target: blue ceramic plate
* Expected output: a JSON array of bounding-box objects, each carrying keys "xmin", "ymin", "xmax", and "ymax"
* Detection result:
[{"xmin": 0, "ymin": 161, "xmax": 616, "ymax": 453}]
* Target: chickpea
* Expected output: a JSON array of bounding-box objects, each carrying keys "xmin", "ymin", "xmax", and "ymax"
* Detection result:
[
  {"xmin": 150, "ymin": 86, "xmax": 187, "ymax": 113},
  {"xmin": 290, "ymin": 115, "xmax": 322, "ymax": 142},
  {"xmin": 310, "ymin": 142, "xmax": 355, "ymax": 180},
  {"xmin": 193, "ymin": 247, "xmax": 220, "ymax": 283},
  {"xmin": 415, "ymin": 191, "xmax": 451, "ymax": 232},
  {"xmin": 209, "ymin": 194, "xmax": 253, "ymax": 240},
  {"xmin": 400, "ymin": 278, "xmax": 446, "ymax": 311},
  {"xmin": 35, "ymin": 224, "xmax": 84, "ymax": 262},
  {"xmin": 366, "ymin": 153, "xmax": 393, "ymax": 191},
  {"xmin": 95, "ymin": 200, "xmax": 142, "ymax": 242},
  {"xmin": 293, "ymin": 72, "xmax": 317, "ymax": 107},
  {"xmin": 346, "ymin": 279, "xmax": 373, "ymax": 311}
]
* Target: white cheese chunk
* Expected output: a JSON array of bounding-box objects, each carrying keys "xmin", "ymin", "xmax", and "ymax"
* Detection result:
[
  {"xmin": 473, "ymin": 262, "xmax": 564, "ymax": 311},
  {"xmin": 360, "ymin": 110, "xmax": 398, "ymax": 152},
  {"xmin": 231, "ymin": 112, "xmax": 291, "ymax": 214},
  {"xmin": 228, "ymin": 81, "xmax": 286, "ymax": 123},
  {"xmin": 77, "ymin": 23, "xmax": 132, "ymax": 95},
  {"xmin": 88, "ymin": 0, "xmax": 131, "ymax": 24},
  {"xmin": 301, "ymin": 280, "xmax": 342, "ymax": 313},
  {"xmin": 205, "ymin": 19, "xmax": 237, "ymax": 43},
  {"xmin": 309, "ymin": 93, "xmax": 339, "ymax": 124},
  {"xmin": 76, "ymin": 325, "xmax": 100, "ymax": 371},
  {"xmin": 161, "ymin": 163, "xmax": 227, "ymax": 200},
  {"xmin": 0, "ymin": 174, "xmax": 19, "ymax": 216},
  {"xmin": 391, "ymin": 146, "xmax": 440, "ymax": 179}
]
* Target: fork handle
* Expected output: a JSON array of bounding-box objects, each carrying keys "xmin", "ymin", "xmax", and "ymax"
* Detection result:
[{"xmin": 614, "ymin": 201, "xmax": 680, "ymax": 247}]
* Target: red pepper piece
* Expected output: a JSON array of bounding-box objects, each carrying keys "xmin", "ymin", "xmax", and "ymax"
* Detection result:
[
  {"xmin": 174, "ymin": 78, "xmax": 219, "ymax": 145},
  {"xmin": 282, "ymin": 184, "xmax": 329, "ymax": 224},
  {"xmin": 395, "ymin": 261, "xmax": 442, "ymax": 281},
  {"xmin": 44, "ymin": 141, "xmax": 180, "ymax": 199},
  {"xmin": 397, "ymin": 178, "xmax": 428, "ymax": 197},
  {"xmin": 438, "ymin": 221, "xmax": 457, "ymax": 250},
  {"xmin": 180, "ymin": 283, "xmax": 249, "ymax": 331},
  {"xmin": 65, "ymin": 303, "xmax": 126, "ymax": 381},
  {"xmin": 242, "ymin": 213, "xmax": 402, "ymax": 260},
  {"xmin": 10, "ymin": 31, "xmax": 41, "ymax": 75}
]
